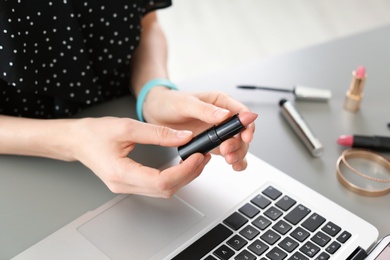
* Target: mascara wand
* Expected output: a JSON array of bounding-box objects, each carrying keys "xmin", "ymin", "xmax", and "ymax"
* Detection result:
[{"xmin": 237, "ymin": 85, "xmax": 331, "ymax": 102}]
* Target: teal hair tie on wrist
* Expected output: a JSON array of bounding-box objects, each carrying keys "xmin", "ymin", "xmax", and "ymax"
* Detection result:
[{"xmin": 136, "ymin": 78, "xmax": 178, "ymax": 122}]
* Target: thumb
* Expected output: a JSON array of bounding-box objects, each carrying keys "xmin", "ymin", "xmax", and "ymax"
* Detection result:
[{"xmin": 128, "ymin": 121, "xmax": 193, "ymax": 147}]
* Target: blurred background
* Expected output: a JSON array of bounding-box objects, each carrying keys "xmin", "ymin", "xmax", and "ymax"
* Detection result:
[{"xmin": 157, "ymin": 0, "xmax": 390, "ymax": 82}]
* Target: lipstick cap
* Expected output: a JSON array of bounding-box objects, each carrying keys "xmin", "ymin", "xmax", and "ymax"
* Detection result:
[{"xmin": 293, "ymin": 86, "xmax": 332, "ymax": 101}]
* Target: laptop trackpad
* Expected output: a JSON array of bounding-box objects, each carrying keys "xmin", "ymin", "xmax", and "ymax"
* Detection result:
[{"xmin": 78, "ymin": 195, "xmax": 204, "ymax": 259}]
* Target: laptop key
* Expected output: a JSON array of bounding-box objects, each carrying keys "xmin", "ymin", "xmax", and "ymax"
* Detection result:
[
  {"xmin": 266, "ymin": 247, "xmax": 287, "ymax": 260},
  {"xmin": 264, "ymin": 206, "xmax": 283, "ymax": 220},
  {"xmin": 278, "ymin": 236, "xmax": 299, "ymax": 252},
  {"xmin": 262, "ymin": 186, "xmax": 282, "ymax": 200},
  {"xmin": 213, "ymin": 244, "xmax": 234, "ymax": 260},
  {"xmin": 315, "ymin": 252, "xmax": 330, "ymax": 260},
  {"xmin": 204, "ymin": 256, "xmax": 218, "ymax": 260},
  {"xmin": 288, "ymin": 251, "xmax": 309, "ymax": 260},
  {"xmin": 321, "ymin": 221, "xmax": 341, "ymax": 237},
  {"xmin": 248, "ymin": 239, "xmax": 269, "ymax": 256},
  {"xmin": 273, "ymin": 220, "xmax": 292, "ymax": 235},
  {"xmin": 251, "ymin": 195, "xmax": 271, "ymax": 209},
  {"xmin": 311, "ymin": 231, "xmax": 331, "ymax": 247},
  {"xmin": 290, "ymin": 227, "xmax": 310, "ymax": 242},
  {"xmin": 223, "ymin": 212, "xmax": 248, "ymax": 230},
  {"xmin": 239, "ymin": 225, "xmax": 260, "ymax": 240},
  {"xmin": 300, "ymin": 241, "xmax": 320, "ymax": 258},
  {"xmin": 234, "ymin": 249, "xmax": 256, "ymax": 260},
  {"xmin": 261, "ymin": 229, "xmax": 281, "ymax": 245},
  {"xmin": 171, "ymin": 224, "xmax": 232, "ymax": 260},
  {"xmin": 275, "ymin": 195, "xmax": 296, "ymax": 211},
  {"xmin": 239, "ymin": 203, "xmax": 260, "ymax": 218},
  {"xmin": 284, "ymin": 204, "xmax": 311, "ymax": 225},
  {"xmin": 227, "ymin": 234, "xmax": 248, "ymax": 251},
  {"xmin": 252, "ymin": 215, "xmax": 271, "ymax": 230},
  {"xmin": 325, "ymin": 241, "xmax": 341, "ymax": 254},
  {"xmin": 336, "ymin": 230, "xmax": 351, "ymax": 243},
  {"xmin": 301, "ymin": 213, "xmax": 325, "ymax": 232}
]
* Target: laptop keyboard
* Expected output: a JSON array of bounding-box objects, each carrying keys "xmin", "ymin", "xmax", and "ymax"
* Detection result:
[{"xmin": 172, "ymin": 185, "xmax": 352, "ymax": 260}]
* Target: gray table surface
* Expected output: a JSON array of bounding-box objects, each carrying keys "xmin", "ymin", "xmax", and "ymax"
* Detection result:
[{"xmin": 1, "ymin": 25, "xmax": 390, "ymax": 259}]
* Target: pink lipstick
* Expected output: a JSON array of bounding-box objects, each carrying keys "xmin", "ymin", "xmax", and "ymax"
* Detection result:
[{"xmin": 344, "ymin": 66, "xmax": 366, "ymax": 112}]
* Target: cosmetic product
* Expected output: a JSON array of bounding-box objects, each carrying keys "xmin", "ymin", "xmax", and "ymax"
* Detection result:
[
  {"xmin": 344, "ymin": 66, "xmax": 366, "ymax": 112},
  {"xmin": 178, "ymin": 112, "xmax": 257, "ymax": 160},
  {"xmin": 237, "ymin": 85, "xmax": 331, "ymax": 102},
  {"xmin": 279, "ymin": 99, "xmax": 323, "ymax": 157},
  {"xmin": 337, "ymin": 135, "xmax": 390, "ymax": 152}
]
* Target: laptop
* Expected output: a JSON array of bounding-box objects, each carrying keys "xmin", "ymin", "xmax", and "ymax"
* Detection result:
[{"xmin": 12, "ymin": 149, "xmax": 379, "ymax": 259}]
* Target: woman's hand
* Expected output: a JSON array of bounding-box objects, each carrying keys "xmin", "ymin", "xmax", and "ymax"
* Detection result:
[
  {"xmin": 0, "ymin": 115, "xmax": 211, "ymax": 197},
  {"xmin": 71, "ymin": 117, "xmax": 211, "ymax": 197},
  {"xmin": 142, "ymin": 88, "xmax": 257, "ymax": 171}
]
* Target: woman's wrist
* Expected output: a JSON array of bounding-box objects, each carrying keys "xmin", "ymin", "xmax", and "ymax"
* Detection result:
[
  {"xmin": 136, "ymin": 78, "xmax": 178, "ymax": 122},
  {"xmin": 0, "ymin": 116, "xmax": 79, "ymax": 161}
]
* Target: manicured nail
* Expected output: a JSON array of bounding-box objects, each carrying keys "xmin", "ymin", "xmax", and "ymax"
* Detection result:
[
  {"xmin": 214, "ymin": 108, "xmax": 230, "ymax": 119},
  {"xmin": 176, "ymin": 130, "xmax": 193, "ymax": 138}
]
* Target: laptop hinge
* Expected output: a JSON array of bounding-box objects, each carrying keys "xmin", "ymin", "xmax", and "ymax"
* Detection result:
[{"xmin": 347, "ymin": 246, "xmax": 368, "ymax": 260}]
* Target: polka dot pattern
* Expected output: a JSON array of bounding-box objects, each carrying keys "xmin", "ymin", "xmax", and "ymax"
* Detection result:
[{"xmin": 0, "ymin": 0, "xmax": 171, "ymax": 118}]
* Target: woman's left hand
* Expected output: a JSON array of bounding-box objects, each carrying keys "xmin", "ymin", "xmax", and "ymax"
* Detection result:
[{"xmin": 142, "ymin": 87, "xmax": 257, "ymax": 171}]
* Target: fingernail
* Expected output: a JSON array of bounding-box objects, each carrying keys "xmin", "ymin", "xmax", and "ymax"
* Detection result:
[
  {"xmin": 176, "ymin": 130, "xmax": 193, "ymax": 139},
  {"xmin": 196, "ymin": 155, "xmax": 205, "ymax": 166},
  {"xmin": 214, "ymin": 108, "xmax": 230, "ymax": 119}
]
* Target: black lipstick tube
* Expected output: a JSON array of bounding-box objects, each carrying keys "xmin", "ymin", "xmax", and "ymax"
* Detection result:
[
  {"xmin": 178, "ymin": 114, "xmax": 245, "ymax": 160},
  {"xmin": 353, "ymin": 135, "xmax": 390, "ymax": 151}
]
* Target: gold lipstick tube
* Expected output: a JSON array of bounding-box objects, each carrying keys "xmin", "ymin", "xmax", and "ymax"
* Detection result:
[{"xmin": 344, "ymin": 67, "xmax": 366, "ymax": 112}]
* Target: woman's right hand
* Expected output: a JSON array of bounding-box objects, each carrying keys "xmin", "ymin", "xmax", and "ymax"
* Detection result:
[
  {"xmin": 0, "ymin": 115, "xmax": 210, "ymax": 198},
  {"xmin": 70, "ymin": 117, "xmax": 211, "ymax": 197}
]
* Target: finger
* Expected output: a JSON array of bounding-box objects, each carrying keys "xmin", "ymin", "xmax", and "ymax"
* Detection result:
[
  {"xmin": 126, "ymin": 154, "xmax": 210, "ymax": 198},
  {"xmin": 232, "ymin": 157, "xmax": 248, "ymax": 171},
  {"xmin": 177, "ymin": 95, "xmax": 232, "ymax": 124},
  {"xmin": 116, "ymin": 154, "xmax": 211, "ymax": 197},
  {"xmin": 126, "ymin": 120, "xmax": 194, "ymax": 147},
  {"xmin": 196, "ymin": 91, "xmax": 251, "ymax": 115},
  {"xmin": 221, "ymin": 138, "xmax": 249, "ymax": 164},
  {"xmin": 219, "ymin": 135, "xmax": 243, "ymax": 156},
  {"xmin": 117, "ymin": 153, "xmax": 206, "ymax": 195},
  {"xmin": 155, "ymin": 153, "xmax": 208, "ymax": 196},
  {"xmin": 162, "ymin": 153, "xmax": 212, "ymax": 198}
]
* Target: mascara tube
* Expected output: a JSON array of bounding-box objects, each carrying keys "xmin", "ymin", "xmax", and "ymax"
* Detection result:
[
  {"xmin": 178, "ymin": 114, "xmax": 245, "ymax": 160},
  {"xmin": 279, "ymin": 99, "xmax": 323, "ymax": 157}
]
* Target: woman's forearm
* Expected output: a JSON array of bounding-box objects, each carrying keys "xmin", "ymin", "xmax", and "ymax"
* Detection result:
[
  {"xmin": 130, "ymin": 11, "xmax": 170, "ymax": 97},
  {"xmin": 0, "ymin": 115, "xmax": 78, "ymax": 161}
]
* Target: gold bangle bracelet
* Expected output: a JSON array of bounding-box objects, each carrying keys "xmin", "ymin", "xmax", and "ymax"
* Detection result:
[{"xmin": 336, "ymin": 149, "xmax": 390, "ymax": 196}]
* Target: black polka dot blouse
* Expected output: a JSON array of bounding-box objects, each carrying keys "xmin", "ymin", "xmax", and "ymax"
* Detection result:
[{"xmin": 0, "ymin": 0, "xmax": 171, "ymax": 118}]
